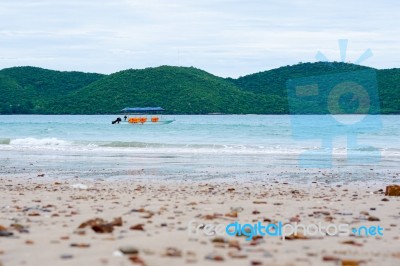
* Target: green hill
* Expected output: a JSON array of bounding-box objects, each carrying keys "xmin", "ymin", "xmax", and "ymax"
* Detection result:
[
  {"xmin": 377, "ymin": 68, "xmax": 400, "ymax": 114},
  {"xmin": 233, "ymin": 62, "xmax": 369, "ymax": 95},
  {"xmin": 59, "ymin": 66, "xmax": 284, "ymax": 114},
  {"xmin": 0, "ymin": 67, "xmax": 104, "ymax": 113},
  {"xmin": 233, "ymin": 62, "xmax": 396, "ymax": 114},
  {"xmin": 0, "ymin": 63, "xmax": 399, "ymax": 114}
]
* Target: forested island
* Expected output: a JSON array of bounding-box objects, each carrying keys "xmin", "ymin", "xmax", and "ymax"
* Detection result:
[{"xmin": 1, "ymin": 62, "xmax": 399, "ymax": 114}]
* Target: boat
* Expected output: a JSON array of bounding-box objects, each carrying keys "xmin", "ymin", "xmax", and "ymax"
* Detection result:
[{"xmin": 116, "ymin": 107, "xmax": 175, "ymax": 125}]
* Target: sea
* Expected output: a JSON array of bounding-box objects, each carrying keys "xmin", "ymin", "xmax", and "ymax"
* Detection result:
[{"xmin": 0, "ymin": 115, "xmax": 399, "ymax": 183}]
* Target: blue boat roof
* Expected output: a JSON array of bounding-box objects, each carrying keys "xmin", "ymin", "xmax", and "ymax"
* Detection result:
[{"xmin": 121, "ymin": 107, "xmax": 165, "ymax": 113}]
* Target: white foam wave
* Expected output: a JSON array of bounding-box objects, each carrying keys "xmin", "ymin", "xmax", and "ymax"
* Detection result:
[{"xmin": 10, "ymin": 137, "xmax": 71, "ymax": 146}]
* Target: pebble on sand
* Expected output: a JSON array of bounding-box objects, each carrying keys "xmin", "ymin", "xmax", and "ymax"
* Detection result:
[
  {"xmin": 385, "ymin": 185, "xmax": 400, "ymax": 196},
  {"xmin": 119, "ymin": 246, "xmax": 139, "ymax": 255},
  {"xmin": 0, "ymin": 226, "xmax": 13, "ymax": 237}
]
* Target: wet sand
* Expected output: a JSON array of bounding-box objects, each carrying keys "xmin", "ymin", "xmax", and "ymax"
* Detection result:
[{"xmin": 0, "ymin": 175, "xmax": 399, "ymax": 266}]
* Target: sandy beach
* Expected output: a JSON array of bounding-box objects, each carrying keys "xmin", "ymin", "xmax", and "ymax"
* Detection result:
[
  {"xmin": 1, "ymin": 0, "xmax": 399, "ymax": 264},
  {"xmin": 1, "ymin": 175, "xmax": 399, "ymax": 266}
]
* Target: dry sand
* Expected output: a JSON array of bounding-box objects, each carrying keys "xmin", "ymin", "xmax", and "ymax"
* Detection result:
[{"xmin": 0, "ymin": 176, "xmax": 399, "ymax": 266}]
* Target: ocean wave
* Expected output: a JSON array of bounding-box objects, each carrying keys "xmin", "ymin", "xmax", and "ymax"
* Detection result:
[
  {"xmin": 3, "ymin": 138, "xmax": 400, "ymax": 157},
  {"xmin": 98, "ymin": 141, "xmax": 246, "ymax": 149},
  {"xmin": 3, "ymin": 138, "xmax": 299, "ymax": 154},
  {"xmin": 9, "ymin": 137, "xmax": 72, "ymax": 146}
]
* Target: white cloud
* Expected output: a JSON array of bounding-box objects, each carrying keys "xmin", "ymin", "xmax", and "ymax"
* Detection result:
[{"xmin": 0, "ymin": 0, "xmax": 398, "ymax": 77}]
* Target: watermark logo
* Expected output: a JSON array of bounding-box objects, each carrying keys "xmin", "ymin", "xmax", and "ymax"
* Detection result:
[
  {"xmin": 286, "ymin": 39, "xmax": 382, "ymax": 168},
  {"xmin": 188, "ymin": 220, "xmax": 384, "ymax": 241}
]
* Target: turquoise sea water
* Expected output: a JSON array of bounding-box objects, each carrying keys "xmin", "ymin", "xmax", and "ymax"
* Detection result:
[{"xmin": 0, "ymin": 115, "xmax": 399, "ymax": 181}]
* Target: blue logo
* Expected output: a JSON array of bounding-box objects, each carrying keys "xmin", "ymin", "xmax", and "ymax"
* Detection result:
[
  {"xmin": 352, "ymin": 225, "xmax": 384, "ymax": 236},
  {"xmin": 188, "ymin": 220, "xmax": 384, "ymax": 240},
  {"xmin": 287, "ymin": 39, "xmax": 382, "ymax": 168},
  {"xmin": 224, "ymin": 221, "xmax": 384, "ymax": 240}
]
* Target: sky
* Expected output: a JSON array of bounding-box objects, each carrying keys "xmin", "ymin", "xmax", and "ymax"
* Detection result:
[{"xmin": 0, "ymin": 0, "xmax": 398, "ymax": 77}]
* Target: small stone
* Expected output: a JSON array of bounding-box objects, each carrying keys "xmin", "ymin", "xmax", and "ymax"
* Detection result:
[
  {"xmin": 323, "ymin": 255, "xmax": 340, "ymax": 262},
  {"xmin": 60, "ymin": 254, "xmax": 73, "ymax": 260},
  {"xmin": 205, "ymin": 252, "xmax": 224, "ymax": 261},
  {"xmin": 202, "ymin": 214, "xmax": 220, "ymax": 220},
  {"xmin": 314, "ymin": 211, "xmax": 330, "ymax": 215},
  {"xmin": 284, "ymin": 233, "xmax": 309, "ymax": 240},
  {"xmin": 342, "ymin": 259, "xmax": 361, "ymax": 266},
  {"xmin": 0, "ymin": 231, "xmax": 13, "ymax": 237},
  {"xmin": 78, "ymin": 218, "xmax": 104, "ymax": 228},
  {"xmin": 385, "ymin": 185, "xmax": 400, "ymax": 196},
  {"xmin": 164, "ymin": 247, "xmax": 182, "ymax": 257},
  {"xmin": 70, "ymin": 243, "xmax": 90, "ymax": 248},
  {"xmin": 92, "ymin": 224, "xmax": 113, "ymax": 233},
  {"xmin": 225, "ymin": 211, "xmax": 238, "ymax": 218},
  {"xmin": 119, "ymin": 246, "xmax": 139, "ymax": 255},
  {"xmin": 252, "ymin": 235, "xmax": 263, "ymax": 241},
  {"xmin": 290, "ymin": 216, "xmax": 301, "ymax": 223},
  {"xmin": 252, "ymin": 201, "xmax": 267, "ymax": 204},
  {"xmin": 128, "ymin": 255, "xmax": 146, "ymax": 265},
  {"xmin": 341, "ymin": 240, "xmax": 363, "ymax": 247},
  {"xmin": 78, "ymin": 218, "xmax": 115, "ymax": 233},
  {"xmin": 130, "ymin": 224, "xmax": 145, "ymax": 231},
  {"xmin": 368, "ymin": 216, "xmax": 380, "ymax": 222},
  {"xmin": 211, "ymin": 237, "xmax": 226, "ymax": 243}
]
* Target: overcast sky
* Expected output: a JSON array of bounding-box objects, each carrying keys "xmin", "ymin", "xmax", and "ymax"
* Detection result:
[{"xmin": 0, "ymin": 0, "xmax": 398, "ymax": 77}]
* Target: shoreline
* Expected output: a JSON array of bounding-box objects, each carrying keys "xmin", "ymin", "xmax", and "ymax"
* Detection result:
[{"xmin": 1, "ymin": 175, "xmax": 399, "ymax": 266}]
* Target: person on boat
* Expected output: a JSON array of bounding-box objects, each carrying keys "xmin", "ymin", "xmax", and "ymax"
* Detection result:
[
  {"xmin": 124, "ymin": 115, "xmax": 127, "ymax": 121},
  {"xmin": 112, "ymin": 117, "xmax": 122, "ymax": 124}
]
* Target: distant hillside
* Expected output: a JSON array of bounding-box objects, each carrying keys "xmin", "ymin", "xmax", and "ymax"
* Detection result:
[
  {"xmin": 0, "ymin": 67, "xmax": 104, "ymax": 113},
  {"xmin": 59, "ymin": 66, "xmax": 284, "ymax": 114},
  {"xmin": 0, "ymin": 63, "xmax": 399, "ymax": 114},
  {"xmin": 232, "ymin": 62, "xmax": 369, "ymax": 95},
  {"xmin": 377, "ymin": 68, "xmax": 400, "ymax": 114},
  {"xmin": 233, "ymin": 62, "xmax": 398, "ymax": 114}
]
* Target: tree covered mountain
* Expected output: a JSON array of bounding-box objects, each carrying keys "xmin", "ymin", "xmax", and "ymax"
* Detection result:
[
  {"xmin": 58, "ymin": 66, "xmax": 285, "ymax": 114},
  {"xmin": 0, "ymin": 66, "xmax": 104, "ymax": 113},
  {"xmin": 0, "ymin": 63, "xmax": 399, "ymax": 114}
]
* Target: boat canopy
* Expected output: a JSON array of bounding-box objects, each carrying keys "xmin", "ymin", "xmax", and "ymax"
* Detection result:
[{"xmin": 121, "ymin": 107, "xmax": 165, "ymax": 113}]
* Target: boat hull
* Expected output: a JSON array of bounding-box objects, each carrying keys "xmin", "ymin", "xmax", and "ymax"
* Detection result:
[{"xmin": 120, "ymin": 120, "xmax": 175, "ymax": 125}]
